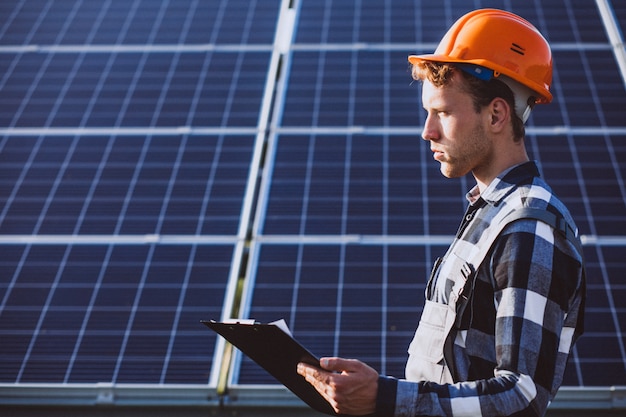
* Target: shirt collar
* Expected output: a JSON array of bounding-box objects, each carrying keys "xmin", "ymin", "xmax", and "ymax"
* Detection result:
[{"xmin": 465, "ymin": 161, "xmax": 541, "ymax": 206}]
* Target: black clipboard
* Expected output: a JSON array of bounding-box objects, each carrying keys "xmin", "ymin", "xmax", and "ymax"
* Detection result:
[{"xmin": 202, "ymin": 319, "xmax": 338, "ymax": 416}]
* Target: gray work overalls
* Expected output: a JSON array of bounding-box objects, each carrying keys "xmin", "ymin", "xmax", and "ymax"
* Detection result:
[{"xmin": 405, "ymin": 251, "xmax": 470, "ymax": 384}]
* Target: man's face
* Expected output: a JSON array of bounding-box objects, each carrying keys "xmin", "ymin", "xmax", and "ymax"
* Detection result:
[{"xmin": 420, "ymin": 73, "xmax": 493, "ymax": 179}]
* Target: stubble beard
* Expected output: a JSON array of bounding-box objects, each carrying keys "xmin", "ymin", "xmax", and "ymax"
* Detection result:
[{"xmin": 438, "ymin": 122, "xmax": 491, "ymax": 179}]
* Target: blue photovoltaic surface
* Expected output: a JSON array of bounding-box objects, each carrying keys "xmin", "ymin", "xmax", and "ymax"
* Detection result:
[
  {"xmin": 0, "ymin": 0, "xmax": 279, "ymax": 45},
  {"xmin": 238, "ymin": 243, "xmax": 441, "ymax": 382},
  {"xmin": 0, "ymin": 243, "xmax": 234, "ymax": 383},
  {"xmin": 0, "ymin": 135, "xmax": 257, "ymax": 235},
  {"xmin": 0, "ymin": 0, "xmax": 278, "ymax": 385},
  {"xmin": 0, "ymin": 52, "xmax": 271, "ymax": 128},
  {"xmin": 0, "ymin": 0, "xmax": 625, "ymax": 393},
  {"xmin": 260, "ymin": 134, "xmax": 467, "ymax": 236}
]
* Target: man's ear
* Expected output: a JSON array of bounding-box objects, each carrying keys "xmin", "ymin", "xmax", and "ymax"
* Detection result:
[{"xmin": 488, "ymin": 97, "xmax": 511, "ymax": 132}]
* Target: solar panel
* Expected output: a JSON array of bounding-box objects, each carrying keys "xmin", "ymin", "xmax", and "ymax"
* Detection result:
[
  {"xmin": 236, "ymin": 243, "xmax": 438, "ymax": 384},
  {"xmin": 0, "ymin": 0, "xmax": 625, "ymax": 406},
  {"xmin": 0, "ymin": 243, "xmax": 234, "ymax": 383},
  {"xmin": 0, "ymin": 134, "xmax": 257, "ymax": 235},
  {"xmin": 259, "ymin": 134, "xmax": 465, "ymax": 236},
  {"xmin": 0, "ymin": 0, "xmax": 275, "ymax": 387},
  {"xmin": 0, "ymin": 51, "xmax": 270, "ymax": 128},
  {"xmin": 0, "ymin": 0, "xmax": 279, "ymax": 46}
]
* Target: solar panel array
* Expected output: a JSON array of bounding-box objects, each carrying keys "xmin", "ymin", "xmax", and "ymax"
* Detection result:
[
  {"xmin": 1, "ymin": 0, "xmax": 625, "ymax": 396},
  {"xmin": 0, "ymin": 0, "xmax": 279, "ymax": 385}
]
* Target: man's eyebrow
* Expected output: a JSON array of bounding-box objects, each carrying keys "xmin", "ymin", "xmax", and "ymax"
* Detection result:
[{"xmin": 422, "ymin": 103, "xmax": 448, "ymax": 112}]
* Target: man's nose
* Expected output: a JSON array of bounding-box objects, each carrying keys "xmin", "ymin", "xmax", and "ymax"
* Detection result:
[{"xmin": 421, "ymin": 114, "xmax": 439, "ymax": 141}]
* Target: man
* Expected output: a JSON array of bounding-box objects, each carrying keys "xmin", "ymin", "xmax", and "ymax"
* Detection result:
[{"xmin": 297, "ymin": 9, "xmax": 586, "ymax": 417}]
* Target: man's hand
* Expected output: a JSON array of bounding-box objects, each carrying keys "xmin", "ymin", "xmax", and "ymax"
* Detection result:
[{"xmin": 297, "ymin": 357, "xmax": 379, "ymax": 416}]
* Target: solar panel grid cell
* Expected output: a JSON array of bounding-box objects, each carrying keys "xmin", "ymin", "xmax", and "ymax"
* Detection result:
[
  {"xmin": 284, "ymin": 50, "xmax": 420, "ymax": 128},
  {"xmin": 262, "ymin": 135, "xmax": 440, "ymax": 235}
]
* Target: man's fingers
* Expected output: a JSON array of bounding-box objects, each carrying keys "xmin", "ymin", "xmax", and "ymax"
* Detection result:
[
  {"xmin": 297, "ymin": 362, "xmax": 328, "ymax": 387},
  {"xmin": 321, "ymin": 357, "xmax": 374, "ymax": 375},
  {"xmin": 320, "ymin": 357, "xmax": 353, "ymax": 372},
  {"xmin": 298, "ymin": 358, "xmax": 374, "ymax": 380},
  {"xmin": 297, "ymin": 363, "xmax": 338, "ymax": 409},
  {"xmin": 296, "ymin": 362, "xmax": 317, "ymax": 380},
  {"xmin": 297, "ymin": 359, "xmax": 378, "ymax": 415}
]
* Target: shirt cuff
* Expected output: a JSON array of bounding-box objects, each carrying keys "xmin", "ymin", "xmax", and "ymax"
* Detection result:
[
  {"xmin": 394, "ymin": 379, "xmax": 419, "ymax": 417},
  {"xmin": 375, "ymin": 376, "xmax": 397, "ymax": 417}
]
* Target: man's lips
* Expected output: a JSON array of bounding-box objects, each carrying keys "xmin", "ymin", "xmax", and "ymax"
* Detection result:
[{"xmin": 431, "ymin": 149, "xmax": 445, "ymax": 161}]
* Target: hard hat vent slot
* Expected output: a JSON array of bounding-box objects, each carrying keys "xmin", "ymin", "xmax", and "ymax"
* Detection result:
[{"xmin": 510, "ymin": 43, "xmax": 526, "ymax": 55}]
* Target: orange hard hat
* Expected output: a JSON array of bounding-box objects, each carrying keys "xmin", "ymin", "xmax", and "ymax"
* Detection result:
[{"xmin": 408, "ymin": 9, "xmax": 553, "ymax": 104}]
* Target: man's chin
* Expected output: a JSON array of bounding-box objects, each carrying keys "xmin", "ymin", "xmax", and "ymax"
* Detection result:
[
  {"xmin": 439, "ymin": 164, "xmax": 455, "ymax": 178},
  {"xmin": 439, "ymin": 164, "xmax": 466, "ymax": 179}
]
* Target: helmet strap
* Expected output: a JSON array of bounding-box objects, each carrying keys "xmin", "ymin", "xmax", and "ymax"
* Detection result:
[{"xmin": 499, "ymin": 76, "xmax": 536, "ymax": 123}]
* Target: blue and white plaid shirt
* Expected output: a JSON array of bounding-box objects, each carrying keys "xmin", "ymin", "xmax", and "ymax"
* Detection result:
[{"xmin": 376, "ymin": 161, "xmax": 586, "ymax": 417}]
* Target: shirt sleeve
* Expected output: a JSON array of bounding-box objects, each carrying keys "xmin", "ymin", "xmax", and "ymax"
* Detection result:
[{"xmin": 375, "ymin": 220, "xmax": 584, "ymax": 417}]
